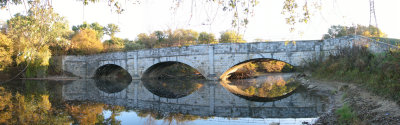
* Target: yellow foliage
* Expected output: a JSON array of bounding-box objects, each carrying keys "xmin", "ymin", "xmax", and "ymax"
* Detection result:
[
  {"xmin": 67, "ymin": 103, "xmax": 104, "ymax": 124},
  {"xmin": 0, "ymin": 33, "xmax": 13, "ymax": 71},
  {"xmin": 260, "ymin": 61, "xmax": 287, "ymax": 72},
  {"xmin": 40, "ymin": 95, "xmax": 51, "ymax": 111},
  {"xmin": 0, "ymin": 87, "xmax": 13, "ymax": 123},
  {"xmin": 70, "ymin": 29, "xmax": 104, "ymax": 55},
  {"xmin": 219, "ymin": 30, "xmax": 246, "ymax": 43}
]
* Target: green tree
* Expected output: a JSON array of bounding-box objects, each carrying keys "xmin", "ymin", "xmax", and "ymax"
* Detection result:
[
  {"xmin": 219, "ymin": 30, "xmax": 246, "ymax": 43},
  {"xmin": 153, "ymin": 30, "xmax": 166, "ymax": 47},
  {"xmin": 104, "ymin": 23, "xmax": 120, "ymax": 38},
  {"xmin": 103, "ymin": 37, "xmax": 124, "ymax": 52},
  {"xmin": 70, "ymin": 28, "xmax": 104, "ymax": 55},
  {"xmin": 323, "ymin": 24, "xmax": 387, "ymax": 39},
  {"xmin": 198, "ymin": 32, "xmax": 216, "ymax": 44},
  {"xmin": 0, "ymin": 33, "xmax": 13, "ymax": 71},
  {"xmin": 72, "ymin": 22, "xmax": 104, "ymax": 39},
  {"xmin": 124, "ymin": 39, "xmax": 145, "ymax": 50}
]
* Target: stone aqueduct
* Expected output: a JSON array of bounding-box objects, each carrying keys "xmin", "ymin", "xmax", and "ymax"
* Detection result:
[{"xmin": 62, "ymin": 36, "xmax": 397, "ymax": 80}]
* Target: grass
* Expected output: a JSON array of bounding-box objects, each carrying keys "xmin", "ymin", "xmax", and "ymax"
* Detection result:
[
  {"xmin": 336, "ymin": 103, "xmax": 358, "ymax": 125},
  {"xmin": 305, "ymin": 47, "xmax": 400, "ymax": 101}
]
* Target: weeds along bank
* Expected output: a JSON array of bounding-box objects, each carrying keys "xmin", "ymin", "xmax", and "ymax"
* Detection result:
[{"xmin": 306, "ymin": 46, "xmax": 400, "ymax": 101}]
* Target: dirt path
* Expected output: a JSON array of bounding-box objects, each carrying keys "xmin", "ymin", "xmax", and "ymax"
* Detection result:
[{"xmin": 297, "ymin": 74, "xmax": 400, "ymax": 125}]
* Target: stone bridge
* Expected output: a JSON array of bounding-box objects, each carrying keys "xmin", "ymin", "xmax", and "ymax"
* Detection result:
[
  {"xmin": 62, "ymin": 35, "xmax": 397, "ymax": 80},
  {"xmin": 62, "ymin": 79, "xmax": 327, "ymax": 118}
]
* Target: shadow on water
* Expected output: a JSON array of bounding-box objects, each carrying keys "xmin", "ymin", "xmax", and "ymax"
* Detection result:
[
  {"xmin": 220, "ymin": 73, "xmax": 301, "ymax": 102},
  {"xmin": 141, "ymin": 79, "xmax": 204, "ymax": 98}
]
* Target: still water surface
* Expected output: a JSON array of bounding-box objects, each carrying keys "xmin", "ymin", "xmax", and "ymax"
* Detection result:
[{"xmin": 0, "ymin": 74, "xmax": 328, "ymax": 125}]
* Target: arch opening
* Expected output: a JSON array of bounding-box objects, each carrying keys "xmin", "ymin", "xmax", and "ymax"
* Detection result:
[
  {"xmin": 220, "ymin": 58, "xmax": 298, "ymax": 102},
  {"xmin": 94, "ymin": 64, "xmax": 132, "ymax": 93},
  {"xmin": 142, "ymin": 61, "xmax": 205, "ymax": 80},
  {"xmin": 220, "ymin": 58, "xmax": 295, "ymax": 80}
]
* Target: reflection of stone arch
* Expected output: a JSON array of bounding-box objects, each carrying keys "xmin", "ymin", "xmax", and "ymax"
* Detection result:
[
  {"xmin": 219, "ymin": 58, "xmax": 293, "ymax": 80},
  {"xmin": 142, "ymin": 61, "xmax": 206, "ymax": 79}
]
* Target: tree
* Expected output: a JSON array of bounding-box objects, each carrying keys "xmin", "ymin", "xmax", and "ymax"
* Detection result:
[
  {"xmin": 6, "ymin": 1, "xmax": 70, "ymax": 77},
  {"xmin": 198, "ymin": 32, "xmax": 216, "ymax": 44},
  {"xmin": 171, "ymin": 29, "xmax": 199, "ymax": 46},
  {"xmin": 219, "ymin": 30, "xmax": 246, "ymax": 43},
  {"xmin": 135, "ymin": 33, "xmax": 157, "ymax": 49},
  {"xmin": 72, "ymin": 22, "xmax": 104, "ymax": 39},
  {"xmin": 70, "ymin": 29, "xmax": 104, "ymax": 55},
  {"xmin": 323, "ymin": 24, "xmax": 387, "ymax": 39},
  {"xmin": 104, "ymin": 24, "xmax": 120, "ymax": 38},
  {"xmin": 124, "ymin": 39, "xmax": 145, "ymax": 50},
  {"xmin": 153, "ymin": 30, "xmax": 166, "ymax": 47},
  {"xmin": 0, "ymin": 33, "xmax": 13, "ymax": 71},
  {"xmin": 103, "ymin": 37, "xmax": 124, "ymax": 52}
]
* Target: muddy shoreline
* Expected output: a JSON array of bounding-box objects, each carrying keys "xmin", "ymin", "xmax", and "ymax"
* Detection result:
[{"xmin": 297, "ymin": 73, "xmax": 400, "ymax": 125}]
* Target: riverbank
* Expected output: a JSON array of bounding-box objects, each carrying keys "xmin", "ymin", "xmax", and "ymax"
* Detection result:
[{"xmin": 297, "ymin": 73, "xmax": 400, "ymax": 124}]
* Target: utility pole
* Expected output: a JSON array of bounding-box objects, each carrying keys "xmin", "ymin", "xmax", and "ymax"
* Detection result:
[
  {"xmin": 369, "ymin": 0, "xmax": 379, "ymax": 37},
  {"xmin": 369, "ymin": 0, "xmax": 378, "ymax": 28}
]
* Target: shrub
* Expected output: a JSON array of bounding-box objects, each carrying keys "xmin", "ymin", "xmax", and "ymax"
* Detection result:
[{"xmin": 336, "ymin": 103, "xmax": 357, "ymax": 124}]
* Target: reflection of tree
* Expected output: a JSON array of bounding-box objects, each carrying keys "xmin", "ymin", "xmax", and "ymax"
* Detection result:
[
  {"xmin": 136, "ymin": 109, "xmax": 209, "ymax": 125},
  {"xmin": 103, "ymin": 105, "xmax": 125, "ymax": 125},
  {"xmin": 66, "ymin": 102, "xmax": 126, "ymax": 125},
  {"xmin": 228, "ymin": 60, "xmax": 294, "ymax": 79},
  {"xmin": 66, "ymin": 102, "xmax": 105, "ymax": 124},
  {"xmin": 227, "ymin": 75, "xmax": 299, "ymax": 98},
  {"xmin": 0, "ymin": 87, "xmax": 12, "ymax": 123},
  {"xmin": 243, "ymin": 78, "xmax": 298, "ymax": 98},
  {"xmin": 0, "ymin": 87, "xmax": 71, "ymax": 124}
]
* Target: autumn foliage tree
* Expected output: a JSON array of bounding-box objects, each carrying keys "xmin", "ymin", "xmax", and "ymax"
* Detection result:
[
  {"xmin": 0, "ymin": 33, "xmax": 13, "ymax": 71},
  {"xmin": 70, "ymin": 29, "xmax": 104, "ymax": 55},
  {"xmin": 219, "ymin": 30, "xmax": 246, "ymax": 43},
  {"xmin": 5, "ymin": 2, "xmax": 70, "ymax": 77}
]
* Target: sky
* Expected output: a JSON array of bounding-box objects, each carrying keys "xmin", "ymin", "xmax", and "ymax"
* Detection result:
[{"xmin": 1, "ymin": 0, "xmax": 399, "ymax": 41}]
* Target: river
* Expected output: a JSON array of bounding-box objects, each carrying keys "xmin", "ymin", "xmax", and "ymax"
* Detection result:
[{"xmin": 0, "ymin": 73, "xmax": 329, "ymax": 125}]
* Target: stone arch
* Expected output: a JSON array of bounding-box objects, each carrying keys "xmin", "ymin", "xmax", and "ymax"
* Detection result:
[
  {"xmin": 94, "ymin": 64, "xmax": 130, "ymax": 78},
  {"xmin": 141, "ymin": 61, "xmax": 206, "ymax": 79},
  {"xmin": 219, "ymin": 58, "xmax": 294, "ymax": 80}
]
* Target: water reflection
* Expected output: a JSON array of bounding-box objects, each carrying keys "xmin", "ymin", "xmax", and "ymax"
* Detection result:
[
  {"xmin": 95, "ymin": 78, "xmax": 131, "ymax": 93},
  {"xmin": 0, "ymin": 76, "xmax": 328, "ymax": 125},
  {"xmin": 141, "ymin": 79, "xmax": 204, "ymax": 98},
  {"xmin": 220, "ymin": 73, "xmax": 300, "ymax": 102}
]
